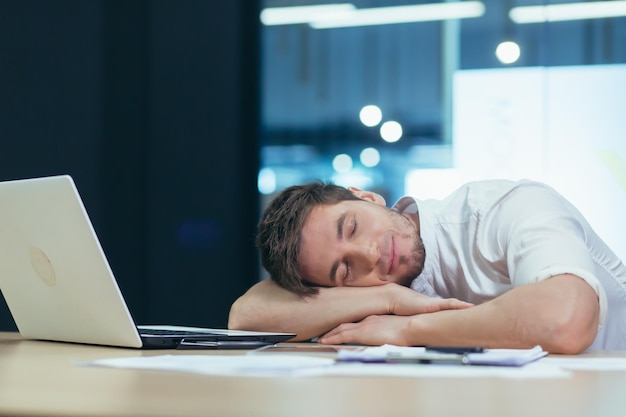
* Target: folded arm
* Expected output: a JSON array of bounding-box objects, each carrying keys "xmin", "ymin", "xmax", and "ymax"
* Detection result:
[
  {"xmin": 318, "ymin": 274, "xmax": 600, "ymax": 354},
  {"xmin": 228, "ymin": 280, "xmax": 473, "ymax": 341}
]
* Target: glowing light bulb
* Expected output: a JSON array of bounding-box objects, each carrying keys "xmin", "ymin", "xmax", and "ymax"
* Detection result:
[
  {"xmin": 380, "ymin": 121, "xmax": 403, "ymax": 143},
  {"xmin": 360, "ymin": 147, "xmax": 380, "ymax": 167},
  {"xmin": 359, "ymin": 105, "xmax": 383, "ymax": 127},
  {"xmin": 332, "ymin": 154, "xmax": 353, "ymax": 173},
  {"xmin": 257, "ymin": 168, "xmax": 277, "ymax": 194},
  {"xmin": 495, "ymin": 41, "xmax": 521, "ymax": 64}
]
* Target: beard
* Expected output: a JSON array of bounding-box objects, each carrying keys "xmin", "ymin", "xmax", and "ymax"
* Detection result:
[{"xmin": 386, "ymin": 207, "xmax": 426, "ymax": 286}]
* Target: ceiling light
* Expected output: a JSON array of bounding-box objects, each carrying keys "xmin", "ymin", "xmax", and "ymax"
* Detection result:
[
  {"xmin": 332, "ymin": 154, "xmax": 353, "ymax": 173},
  {"xmin": 360, "ymin": 147, "xmax": 381, "ymax": 167},
  {"xmin": 510, "ymin": 1, "xmax": 626, "ymax": 23},
  {"xmin": 310, "ymin": 1, "xmax": 485, "ymax": 29},
  {"xmin": 495, "ymin": 41, "xmax": 521, "ymax": 64},
  {"xmin": 359, "ymin": 105, "xmax": 383, "ymax": 127},
  {"xmin": 260, "ymin": 4, "xmax": 356, "ymax": 26},
  {"xmin": 380, "ymin": 121, "xmax": 403, "ymax": 143}
]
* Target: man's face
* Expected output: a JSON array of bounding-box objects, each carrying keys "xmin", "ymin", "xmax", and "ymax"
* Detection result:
[{"xmin": 298, "ymin": 199, "xmax": 425, "ymax": 288}]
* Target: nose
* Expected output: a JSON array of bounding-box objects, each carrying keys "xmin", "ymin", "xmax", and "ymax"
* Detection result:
[{"xmin": 345, "ymin": 239, "xmax": 379, "ymax": 272}]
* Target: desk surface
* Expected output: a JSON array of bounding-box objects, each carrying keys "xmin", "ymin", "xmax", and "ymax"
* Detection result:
[{"xmin": 2, "ymin": 332, "xmax": 626, "ymax": 417}]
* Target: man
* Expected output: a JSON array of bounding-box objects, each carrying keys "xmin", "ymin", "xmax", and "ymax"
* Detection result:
[{"xmin": 229, "ymin": 179, "xmax": 626, "ymax": 353}]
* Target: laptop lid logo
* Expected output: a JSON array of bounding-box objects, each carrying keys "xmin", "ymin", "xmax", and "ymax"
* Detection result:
[{"xmin": 29, "ymin": 246, "xmax": 57, "ymax": 287}]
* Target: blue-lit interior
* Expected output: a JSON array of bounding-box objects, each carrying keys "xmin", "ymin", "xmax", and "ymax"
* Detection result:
[{"xmin": 259, "ymin": 0, "xmax": 626, "ymax": 264}]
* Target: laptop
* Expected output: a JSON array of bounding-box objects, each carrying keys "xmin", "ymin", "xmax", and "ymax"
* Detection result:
[{"xmin": 0, "ymin": 175, "xmax": 295, "ymax": 349}]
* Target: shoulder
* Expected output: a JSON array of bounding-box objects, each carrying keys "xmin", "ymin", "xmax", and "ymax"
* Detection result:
[
  {"xmin": 403, "ymin": 179, "xmax": 565, "ymax": 220},
  {"xmin": 461, "ymin": 179, "xmax": 565, "ymax": 213}
]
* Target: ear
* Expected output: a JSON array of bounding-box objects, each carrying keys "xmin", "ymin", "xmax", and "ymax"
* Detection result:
[{"xmin": 348, "ymin": 187, "xmax": 386, "ymax": 206}]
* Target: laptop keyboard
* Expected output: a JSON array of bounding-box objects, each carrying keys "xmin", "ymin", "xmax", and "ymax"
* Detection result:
[{"xmin": 140, "ymin": 328, "xmax": 216, "ymax": 337}]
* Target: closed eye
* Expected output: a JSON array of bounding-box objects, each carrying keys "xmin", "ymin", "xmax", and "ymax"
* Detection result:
[
  {"xmin": 332, "ymin": 213, "xmax": 357, "ymax": 285},
  {"xmin": 343, "ymin": 217, "xmax": 357, "ymax": 282}
]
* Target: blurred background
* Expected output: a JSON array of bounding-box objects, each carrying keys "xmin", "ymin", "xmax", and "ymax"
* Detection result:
[
  {"xmin": 259, "ymin": 0, "xmax": 626, "ymax": 276},
  {"xmin": 1, "ymin": 0, "xmax": 624, "ymax": 331}
]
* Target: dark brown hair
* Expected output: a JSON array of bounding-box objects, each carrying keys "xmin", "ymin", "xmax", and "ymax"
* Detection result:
[{"xmin": 257, "ymin": 181, "xmax": 360, "ymax": 296}]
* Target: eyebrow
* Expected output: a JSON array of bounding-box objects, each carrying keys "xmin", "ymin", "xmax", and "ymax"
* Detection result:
[{"xmin": 329, "ymin": 212, "xmax": 348, "ymax": 284}]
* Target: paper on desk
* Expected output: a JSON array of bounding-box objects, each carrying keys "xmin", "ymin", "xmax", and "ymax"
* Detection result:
[
  {"xmin": 81, "ymin": 354, "xmax": 335, "ymax": 377},
  {"xmin": 337, "ymin": 344, "xmax": 423, "ymax": 362},
  {"xmin": 337, "ymin": 344, "xmax": 548, "ymax": 366},
  {"xmin": 467, "ymin": 346, "xmax": 547, "ymax": 366},
  {"xmin": 541, "ymin": 356, "xmax": 626, "ymax": 371},
  {"xmin": 301, "ymin": 361, "xmax": 570, "ymax": 379},
  {"xmin": 80, "ymin": 350, "xmax": 568, "ymax": 379}
]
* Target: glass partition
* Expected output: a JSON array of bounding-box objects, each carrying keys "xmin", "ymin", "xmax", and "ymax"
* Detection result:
[{"xmin": 259, "ymin": 0, "xmax": 626, "ymax": 269}]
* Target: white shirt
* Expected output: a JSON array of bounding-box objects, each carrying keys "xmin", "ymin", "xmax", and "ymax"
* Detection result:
[{"xmin": 394, "ymin": 179, "xmax": 626, "ymax": 350}]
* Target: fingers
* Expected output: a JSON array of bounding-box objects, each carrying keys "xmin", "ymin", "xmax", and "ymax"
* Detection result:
[
  {"xmin": 426, "ymin": 297, "xmax": 474, "ymax": 312},
  {"xmin": 405, "ymin": 297, "xmax": 474, "ymax": 315},
  {"xmin": 318, "ymin": 323, "xmax": 359, "ymax": 345},
  {"xmin": 317, "ymin": 315, "xmax": 407, "ymax": 345},
  {"xmin": 387, "ymin": 284, "xmax": 474, "ymax": 315},
  {"xmin": 442, "ymin": 298, "xmax": 475, "ymax": 310}
]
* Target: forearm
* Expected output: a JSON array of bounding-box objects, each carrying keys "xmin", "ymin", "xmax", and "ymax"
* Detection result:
[
  {"xmin": 406, "ymin": 275, "xmax": 599, "ymax": 353},
  {"xmin": 228, "ymin": 280, "xmax": 390, "ymax": 341}
]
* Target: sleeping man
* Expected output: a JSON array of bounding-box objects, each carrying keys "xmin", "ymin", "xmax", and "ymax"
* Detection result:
[{"xmin": 229, "ymin": 179, "xmax": 626, "ymax": 353}]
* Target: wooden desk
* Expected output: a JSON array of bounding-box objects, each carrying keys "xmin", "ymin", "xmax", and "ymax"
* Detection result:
[{"xmin": 1, "ymin": 332, "xmax": 626, "ymax": 417}]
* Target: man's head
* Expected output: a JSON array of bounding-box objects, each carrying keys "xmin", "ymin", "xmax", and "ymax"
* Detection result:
[
  {"xmin": 257, "ymin": 182, "xmax": 360, "ymax": 296},
  {"xmin": 257, "ymin": 181, "xmax": 425, "ymax": 296}
]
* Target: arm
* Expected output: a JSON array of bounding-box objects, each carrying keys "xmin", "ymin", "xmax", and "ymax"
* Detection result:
[
  {"xmin": 228, "ymin": 280, "xmax": 473, "ymax": 341},
  {"xmin": 318, "ymin": 274, "xmax": 599, "ymax": 354}
]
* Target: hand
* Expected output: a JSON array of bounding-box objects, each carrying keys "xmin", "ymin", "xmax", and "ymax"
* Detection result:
[
  {"xmin": 385, "ymin": 283, "xmax": 473, "ymax": 316},
  {"xmin": 317, "ymin": 315, "xmax": 413, "ymax": 346}
]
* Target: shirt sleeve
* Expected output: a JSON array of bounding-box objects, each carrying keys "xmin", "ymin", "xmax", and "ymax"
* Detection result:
[{"xmin": 485, "ymin": 184, "xmax": 607, "ymax": 328}]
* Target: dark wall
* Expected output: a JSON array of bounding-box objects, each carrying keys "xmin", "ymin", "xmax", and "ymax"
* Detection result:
[{"xmin": 0, "ymin": 0, "xmax": 260, "ymax": 330}]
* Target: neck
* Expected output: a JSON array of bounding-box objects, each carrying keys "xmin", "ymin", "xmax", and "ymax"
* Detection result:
[{"xmin": 404, "ymin": 212, "xmax": 421, "ymax": 237}]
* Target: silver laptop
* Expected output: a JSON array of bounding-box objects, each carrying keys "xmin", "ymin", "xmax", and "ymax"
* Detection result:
[{"xmin": 0, "ymin": 175, "xmax": 295, "ymax": 349}]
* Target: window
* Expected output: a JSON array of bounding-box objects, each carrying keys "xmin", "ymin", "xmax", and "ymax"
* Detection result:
[{"xmin": 259, "ymin": 0, "xmax": 626, "ymax": 264}]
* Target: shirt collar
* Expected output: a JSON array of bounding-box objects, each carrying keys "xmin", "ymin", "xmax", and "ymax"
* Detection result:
[{"xmin": 391, "ymin": 196, "xmax": 419, "ymax": 215}]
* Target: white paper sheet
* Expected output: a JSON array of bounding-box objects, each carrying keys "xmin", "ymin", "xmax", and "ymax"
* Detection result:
[
  {"xmin": 467, "ymin": 346, "xmax": 548, "ymax": 366},
  {"xmin": 81, "ymin": 354, "xmax": 335, "ymax": 377},
  {"xmin": 300, "ymin": 361, "xmax": 570, "ymax": 379},
  {"xmin": 541, "ymin": 356, "xmax": 626, "ymax": 371},
  {"xmin": 80, "ymin": 350, "xmax": 568, "ymax": 379}
]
